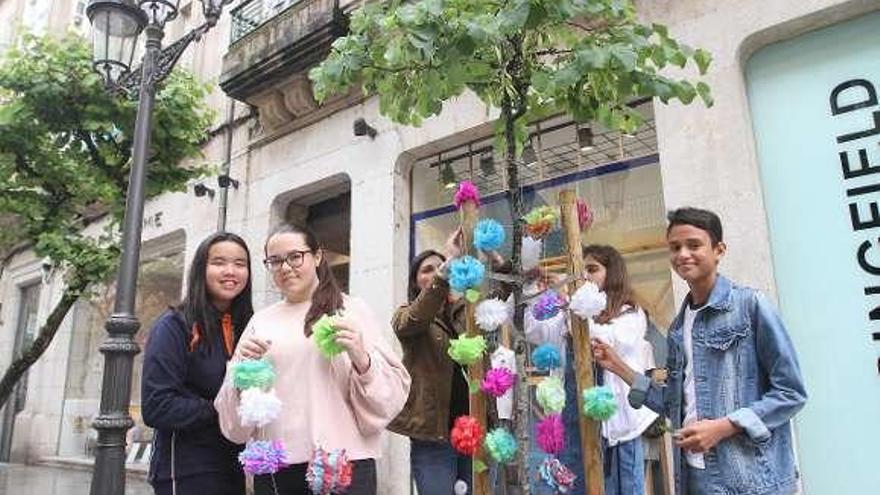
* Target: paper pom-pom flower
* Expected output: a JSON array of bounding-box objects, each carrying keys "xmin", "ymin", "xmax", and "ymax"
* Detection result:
[
  {"xmin": 535, "ymin": 414, "xmax": 565, "ymax": 455},
  {"xmin": 523, "ymin": 206, "xmax": 558, "ymax": 239},
  {"xmin": 531, "ymin": 343, "xmax": 562, "ymax": 371},
  {"xmin": 306, "ymin": 447, "xmax": 353, "ymax": 495},
  {"xmin": 454, "ymin": 180, "xmax": 481, "ymax": 209},
  {"xmin": 569, "ymin": 281, "xmax": 607, "ymax": 320},
  {"xmin": 481, "ymin": 367, "xmax": 516, "ymax": 398},
  {"xmin": 451, "ymin": 415, "xmax": 485, "ymax": 456},
  {"xmin": 522, "ymin": 236, "xmax": 543, "ymax": 271},
  {"xmin": 238, "ymin": 439, "xmax": 288, "ymax": 475},
  {"xmin": 313, "ymin": 313, "xmax": 344, "ymax": 358},
  {"xmin": 238, "ymin": 388, "xmax": 283, "ymax": 428},
  {"xmin": 577, "ymin": 199, "xmax": 594, "ymax": 231},
  {"xmin": 531, "ymin": 290, "xmax": 566, "ymax": 321},
  {"xmin": 538, "ymin": 456, "xmax": 577, "ymax": 493},
  {"xmin": 473, "ymin": 219, "xmax": 505, "ymax": 251},
  {"xmin": 475, "ymin": 298, "xmax": 510, "ymax": 332},
  {"xmin": 536, "ymin": 376, "xmax": 566, "ymax": 413},
  {"xmin": 448, "ymin": 255, "xmax": 485, "ymax": 293},
  {"xmin": 448, "ymin": 335, "xmax": 487, "ymax": 366},
  {"xmin": 582, "ymin": 386, "xmax": 618, "ymax": 420},
  {"xmin": 484, "ymin": 427, "xmax": 518, "ymax": 463},
  {"xmin": 232, "ymin": 359, "xmax": 276, "ymax": 390}
]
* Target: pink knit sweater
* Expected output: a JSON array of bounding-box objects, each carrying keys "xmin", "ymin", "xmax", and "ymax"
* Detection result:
[{"xmin": 214, "ymin": 295, "xmax": 411, "ymax": 464}]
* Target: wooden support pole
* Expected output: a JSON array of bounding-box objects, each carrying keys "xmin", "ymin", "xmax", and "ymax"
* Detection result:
[
  {"xmin": 558, "ymin": 190, "xmax": 605, "ymax": 495},
  {"xmin": 460, "ymin": 201, "xmax": 491, "ymax": 495}
]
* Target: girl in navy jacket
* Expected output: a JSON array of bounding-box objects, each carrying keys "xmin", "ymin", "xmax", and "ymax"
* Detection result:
[{"xmin": 142, "ymin": 232, "xmax": 254, "ymax": 495}]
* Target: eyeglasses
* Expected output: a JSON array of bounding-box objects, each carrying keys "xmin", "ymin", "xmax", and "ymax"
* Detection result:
[{"xmin": 263, "ymin": 249, "xmax": 312, "ymax": 272}]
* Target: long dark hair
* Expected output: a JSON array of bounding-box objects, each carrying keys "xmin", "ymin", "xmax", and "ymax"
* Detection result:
[
  {"xmin": 179, "ymin": 232, "xmax": 254, "ymax": 354},
  {"xmin": 408, "ymin": 250, "xmax": 446, "ymax": 302},
  {"xmin": 582, "ymin": 244, "xmax": 637, "ymax": 324},
  {"xmin": 265, "ymin": 224, "xmax": 344, "ymax": 336}
]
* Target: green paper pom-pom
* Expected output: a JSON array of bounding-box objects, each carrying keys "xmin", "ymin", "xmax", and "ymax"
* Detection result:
[
  {"xmin": 447, "ymin": 335, "xmax": 487, "ymax": 366},
  {"xmin": 232, "ymin": 359, "xmax": 276, "ymax": 390},
  {"xmin": 536, "ymin": 376, "xmax": 566, "ymax": 413},
  {"xmin": 313, "ymin": 314, "xmax": 344, "ymax": 358},
  {"xmin": 582, "ymin": 386, "xmax": 618, "ymax": 420},
  {"xmin": 484, "ymin": 428, "xmax": 518, "ymax": 464}
]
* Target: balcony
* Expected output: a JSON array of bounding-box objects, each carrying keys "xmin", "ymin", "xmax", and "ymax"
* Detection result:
[{"xmin": 220, "ymin": 0, "xmax": 358, "ymax": 135}]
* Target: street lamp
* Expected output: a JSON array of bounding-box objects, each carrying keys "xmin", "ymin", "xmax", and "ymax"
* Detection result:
[{"xmin": 85, "ymin": 1, "xmax": 232, "ymax": 493}]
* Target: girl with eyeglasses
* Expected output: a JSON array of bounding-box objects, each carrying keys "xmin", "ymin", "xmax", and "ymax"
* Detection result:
[
  {"xmin": 142, "ymin": 232, "xmax": 254, "ymax": 495},
  {"xmin": 215, "ymin": 224, "xmax": 411, "ymax": 494}
]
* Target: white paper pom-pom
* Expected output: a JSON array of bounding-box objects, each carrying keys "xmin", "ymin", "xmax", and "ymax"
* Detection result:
[
  {"xmin": 522, "ymin": 236, "xmax": 543, "ymax": 271},
  {"xmin": 476, "ymin": 298, "xmax": 511, "ymax": 332},
  {"xmin": 569, "ymin": 281, "xmax": 607, "ymax": 319},
  {"xmin": 238, "ymin": 388, "xmax": 283, "ymax": 427}
]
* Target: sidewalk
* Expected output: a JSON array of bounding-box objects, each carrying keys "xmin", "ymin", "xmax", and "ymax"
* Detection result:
[{"xmin": 0, "ymin": 463, "xmax": 153, "ymax": 494}]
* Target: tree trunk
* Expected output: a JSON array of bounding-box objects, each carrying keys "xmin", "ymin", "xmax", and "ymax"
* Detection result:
[{"xmin": 0, "ymin": 286, "xmax": 81, "ymax": 409}]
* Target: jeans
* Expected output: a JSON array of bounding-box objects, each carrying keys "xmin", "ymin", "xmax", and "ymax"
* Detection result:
[
  {"xmin": 411, "ymin": 438, "xmax": 472, "ymax": 495},
  {"xmin": 604, "ymin": 438, "xmax": 645, "ymax": 495}
]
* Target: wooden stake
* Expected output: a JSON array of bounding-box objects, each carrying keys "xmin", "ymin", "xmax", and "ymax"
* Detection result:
[
  {"xmin": 559, "ymin": 190, "xmax": 605, "ymax": 495},
  {"xmin": 460, "ymin": 200, "xmax": 491, "ymax": 495}
]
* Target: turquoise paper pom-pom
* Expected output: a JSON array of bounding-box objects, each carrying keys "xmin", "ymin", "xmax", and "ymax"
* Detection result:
[
  {"xmin": 232, "ymin": 359, "xmax": 276, "ymax": 390},
  {"xmin": 484, "ymin": 428, "xmax": 518, "ymax": 463},
  {"xmin": 582, "ymin": 386, "xmax": 618, "ymax": 420},
  {"xmin": 531, "ymin": 343, "xmax": 562, "ymax": 371}
]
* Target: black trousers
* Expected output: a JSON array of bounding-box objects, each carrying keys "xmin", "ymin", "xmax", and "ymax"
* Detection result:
[
  {"xmin": 151, "ymin": 470, "xmax": 245, "ymax": 495},
  {"xmin": 254, "ymin": 458, "xmax": 376, "ymax": 495}
]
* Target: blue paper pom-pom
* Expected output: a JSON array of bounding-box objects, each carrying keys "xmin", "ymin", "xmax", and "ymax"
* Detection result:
[
  {"xmin": 531, "ymin": 343, "xmax": 562, "ymax": 371},
  {"xmin": 473, "ymin": 219, "xmax": 506, "ymax": 251},
  {"xmin": 448, "ymin": 255, "xmax": 486, "ymax": 293}
]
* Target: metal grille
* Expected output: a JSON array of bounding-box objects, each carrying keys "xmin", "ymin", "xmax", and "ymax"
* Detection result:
[{"xmin": 230, "ymin": 0, "xmax": 304, "ymax": 44}]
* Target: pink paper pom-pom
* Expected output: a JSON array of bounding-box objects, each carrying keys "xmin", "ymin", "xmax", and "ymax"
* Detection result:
[
  {"xmin": 535, "ymin": 413, "xmax": 565, "ymax": 455},
  {"xmin": 577, "ymin": 199, "xmax": 594, "ymax": 231},
  {"xmin": 454, "ymin": 180, "xmax": 481, "ymax": 209},
  {"xmin": 480, "ymin": 367, "xmax": 516, "ymax": 398}
]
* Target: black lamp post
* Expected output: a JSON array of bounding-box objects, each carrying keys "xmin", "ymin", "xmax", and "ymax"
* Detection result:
[{"xmin": 86, "ymin": 1, "xmax": 231, "ymax": 493}]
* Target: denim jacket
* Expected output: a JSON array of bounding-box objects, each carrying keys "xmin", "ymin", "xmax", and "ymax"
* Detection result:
[{"xmin": 629, "ymin": 275, "xmax": 807, "ymax": 495}]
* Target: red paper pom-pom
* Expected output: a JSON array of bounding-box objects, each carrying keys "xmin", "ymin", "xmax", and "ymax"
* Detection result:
[{"xmin": 451, "ymin": 415, "xmax": 485, "ymax": 456}]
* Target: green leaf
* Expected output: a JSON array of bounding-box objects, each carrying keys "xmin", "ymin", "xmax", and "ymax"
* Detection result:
[
  {"xmin": 474, "ymin": 459, "xmax": 488, "ymax": 473},
  {"xmin": 694, "ymin": 48, "xmax": 712, "ymax": 75},
  {"xmin": 468, "ymin": 378, "xmax": 481, "ymax": 394},
  {"xmin": 696, "ymin": 81, "xmax": 714, "ymax": 107}
]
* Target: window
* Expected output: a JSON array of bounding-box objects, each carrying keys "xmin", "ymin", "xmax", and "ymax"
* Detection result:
[{"xmin": 410, "ymin": 102, "xmax": 675, "ymax": 327}]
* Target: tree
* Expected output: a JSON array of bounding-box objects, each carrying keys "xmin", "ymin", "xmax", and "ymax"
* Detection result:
[
  {"xmin": 310, "ymin": 0, "xmax": 712, "ymax": 490},
  {"xmin": 0, "ymin": 34, "xmax": 214, "ymax": 409}
]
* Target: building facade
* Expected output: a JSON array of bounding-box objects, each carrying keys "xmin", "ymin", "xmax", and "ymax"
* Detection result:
[{"xmin": 0, "ymin": 0, "xmax": 878, "ymax": 493}]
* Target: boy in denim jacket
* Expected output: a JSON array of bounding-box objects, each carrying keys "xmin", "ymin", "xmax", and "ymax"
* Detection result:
[{"xmin": 592, "ymin": 207, "xmax": 807, "ymax": 495}]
